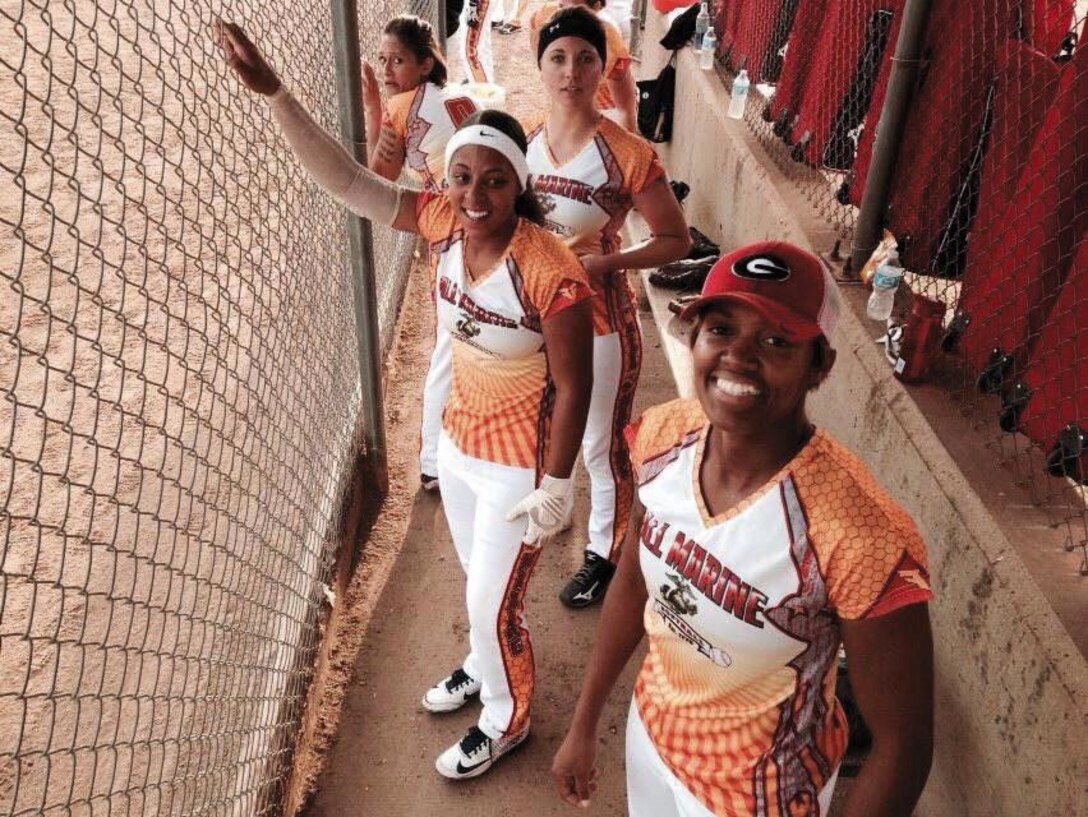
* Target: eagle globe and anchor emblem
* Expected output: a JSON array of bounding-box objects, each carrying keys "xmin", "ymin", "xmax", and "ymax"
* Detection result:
[
  {"xmin": 456, "ymin": 312, "xmax": 481, "ymax": 339},
  {"xmin": 656, "ymin": 572, "xmax": 733, "ymax": 668}
]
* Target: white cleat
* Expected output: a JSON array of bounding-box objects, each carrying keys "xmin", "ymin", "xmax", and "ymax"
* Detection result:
[
  {"xmin": 421, "ymin": 667, "xmax": 481, "ymax": 713},
  {"xmin": 435, "ymin": 724, "xmax": 529, "ymax": 780}
]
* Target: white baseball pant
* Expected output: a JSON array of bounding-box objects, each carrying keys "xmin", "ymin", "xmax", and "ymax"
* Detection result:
[
  {"xmin": 419, "ymin": 323, "xmax": 452, "ymax": 478},
  {"xmin": 626, "ymin": 700, "xmax": 841, "ymax": 817},
  {"xmin": 447, "ymin": 0, "xmax": 496, "ymax": 84},
  {"xmin": 582, "ymin": 325, "xmax": 641, "ymax": 562},
  {"xmin": 438, "ymin": 432, "xmax": 541, "ymax": 739}
]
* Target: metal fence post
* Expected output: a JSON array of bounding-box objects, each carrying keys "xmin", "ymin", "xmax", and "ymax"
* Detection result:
[
  {"xmin": 329, "ymin": 0, "xmax": 389, "ymax": 494},
  {"xmin": 848, "ymin": 0, "xmax": 935, "ymax": 274},
  {"xmin": 629, "ymin": 0, "xmax": 647, "ymax": 58},
  {"xmin": 437, "ymin": 0, "xmax": 449, "ymax": 47}
]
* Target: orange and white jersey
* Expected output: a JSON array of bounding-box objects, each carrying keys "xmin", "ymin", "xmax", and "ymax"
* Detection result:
[
  {"xmin": 526, "ymin": 116, "xmax": 664, "ymax": 334},
  {"xmin": 415, "ymin": 192, "xmax": 592, "ymax": 469},
  {"xmin": 626, "ymin": 399, "xmax": 933, "ymax": 817},
  {"xmin": 384, "ymin": 82, "xmax": 480, "ymax": 192},
  {"xmin": 530, "ymin": 4, "xmax": 631, "ymax": 114}
]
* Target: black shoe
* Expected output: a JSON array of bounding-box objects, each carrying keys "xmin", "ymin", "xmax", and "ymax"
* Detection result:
[
  {"xmin": 670, "ymin": 180, "xmax": 690, "ymax": 204},
  {"xmin": 560, "ymin": 552, "xmax": 616, "ymax": 608},
  {"xmin": 648, "ymin": 256, "xmax": 716, "ymax": 291},
  {"xmin": 686, "ymin": 226, "xmax": 720, "ymax": 260}
]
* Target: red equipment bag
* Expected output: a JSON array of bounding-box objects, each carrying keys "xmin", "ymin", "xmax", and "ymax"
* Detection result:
[
  {"xmin": 930, "ymin": 40, "xmax": 1061, "ymax": 278},
  {"xmin": 1001, "ymin": 233, "xmax": 1088, "ymax": 484},
  {"xmin": 1021, "ymin": 0, "xmax": 1076, "ymax": 56},
  {"xmin": 775, "ymin": 0, "xmax": 900, "ymax": 166},
  {"xmin": 765, "ymin": 0, "xmax": 831, "ymax": 131},
  {"xmin": 868, "ymin": 0, "xmax": 1011, "ymax": 272},
  {"xmin": 723, "ymin": 0, "xmax": 786, "ymax": 79},
  {"xmin": 958, "ymin": 40, "xmax": 1088, "ymax": 390},
  {"xmin": 847, "ymin": 3, "xmax": 1073, "ymax": 209}
]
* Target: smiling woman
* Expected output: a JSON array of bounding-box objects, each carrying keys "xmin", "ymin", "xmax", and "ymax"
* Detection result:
[
  {"xmin": 215, "ymin": 19, "xmax": 594, "ymax": 781},
  {"xmin": 553, "ymin": 243, "xmax": 936, "ymax": 817}
]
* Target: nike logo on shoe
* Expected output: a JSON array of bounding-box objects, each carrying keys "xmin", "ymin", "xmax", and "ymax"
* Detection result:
[{"xmin": 455, "ymin": 756, "xmax": 490, "ymax": 775}]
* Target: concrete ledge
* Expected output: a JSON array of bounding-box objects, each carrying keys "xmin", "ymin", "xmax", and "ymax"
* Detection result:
[{"xmin": 637, "ymin": 10, "xmax": 1088, "ymax": 816}]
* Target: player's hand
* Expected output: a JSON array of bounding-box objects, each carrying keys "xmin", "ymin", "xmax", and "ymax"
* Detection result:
[
  {"xmin": 361, "ymin": 60, "xmax": 382, "ymax": 111},
  {"xmin": 215, "ymin": 19, "xmax": 282, "ymax": 96},
  {"xmin": 504, "ymin": 475, "xmax": 573, "ymax": 545},
  {"xmin": 551, "ymin": 725, "xmax": 599, "ymax": 808},
  {"xmin": 579, "ymin": 253, "xmax": 617, "ymax": 281}
]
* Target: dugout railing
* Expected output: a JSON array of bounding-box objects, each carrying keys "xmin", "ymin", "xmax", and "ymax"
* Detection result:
[{"xmin": 1, "ymin": 0, "xmax": 436, "ymax": 814}]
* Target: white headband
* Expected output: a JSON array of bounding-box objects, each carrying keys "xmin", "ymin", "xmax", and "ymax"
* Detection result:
[{"xmin": 444, "ymin": 125, "xmax": 531, "ymax": 191}]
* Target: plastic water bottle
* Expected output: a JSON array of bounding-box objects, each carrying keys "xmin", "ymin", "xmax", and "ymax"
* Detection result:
[
  {"xmin": 700, "ymin": 27, "xmax": 717, "ymax": 70},
  {"xmin": 727, "ymin": 69, "xmax": 750, "ymax": 119},
  {"xmin": 694, "ymin": 2, "xmax": 710, "ymax": 50},
  {"xmin": 867, "ymin": 249, "xmax": 904, "ymax": 321}
]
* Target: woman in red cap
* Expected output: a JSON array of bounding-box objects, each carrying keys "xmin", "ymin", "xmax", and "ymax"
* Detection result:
[
  {"xmin": 527, "ymin": 6, "xmax": 691, "ymax": 610},
  {"xmin": 552, "ymin": 241, "xmax": 935, "ymax": 816}
]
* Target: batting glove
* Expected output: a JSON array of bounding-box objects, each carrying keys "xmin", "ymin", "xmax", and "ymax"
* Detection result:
[{"xmin": 504, "ymin": 475, "xmax": 573, "ymax": 545}]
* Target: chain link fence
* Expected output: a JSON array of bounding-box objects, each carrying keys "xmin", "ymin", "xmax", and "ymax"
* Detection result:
[
  {"xmin": 696, "ymin": 0, "xmax": 1088, "ymax": 570},
  {"xmin": 1, "ymin": 0, "xmax": 435, "ymax": 814}
]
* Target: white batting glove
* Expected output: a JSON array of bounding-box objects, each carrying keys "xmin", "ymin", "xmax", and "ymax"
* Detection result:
[{"xmin": 504, "ymin": 475, "xmax": 574, "ymax": 546}]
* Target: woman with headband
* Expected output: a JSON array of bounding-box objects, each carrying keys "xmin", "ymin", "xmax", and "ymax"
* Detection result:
[
  {"xmin": 527, "ymin": 7, "xmax": 690, "ymax": 609},
  {"xmin": 217, "ymin": 21, "xmax": 594, "ymax": 779},
  {"xmin": 530, "ymin": 0, "xmax": 638, "ymax": 131},
  {"xmin": 358, "ymin": 14, "xmax": 481, "ymax": 492}
]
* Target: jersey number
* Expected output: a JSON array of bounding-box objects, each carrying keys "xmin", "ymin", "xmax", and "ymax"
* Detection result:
[{"xmin": 445, "ymin": 97, "xmax": 478, "ymax": 129}]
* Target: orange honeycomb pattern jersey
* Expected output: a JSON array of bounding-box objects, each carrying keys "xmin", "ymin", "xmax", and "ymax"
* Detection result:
[
  {"xmin": 626, "ymin": 398, "xmax": 933, "ymax": 817},
  {"xmin": 383, "ymin": 82, "xmax": 479, "ymax": 192},
  {"xmin": 525, "ymin": 116, "xmax": 664, "ymax": 335},
  {"xmin": 530, "ymin": 4, "xmax": 631, "ymax": 113},
  {"xmin": 416, "ymin": 192, "xmax": 592, "ymax": 469}
]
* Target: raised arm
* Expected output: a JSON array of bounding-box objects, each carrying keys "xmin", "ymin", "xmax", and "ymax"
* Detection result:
[
  {"xmin": 840, "ymin": 603, "xmax": 934, "ymax": 817},
  {"xmin": 551, "ymin": 498, "xmax": 648, "ymax": 807},
  {"xmin": 216, "ymin": 20, "xmax": 419, "ymax": 233},
  {"xmin": 361, "ymin": 60, "xmax": 409, "ymax": 182}
]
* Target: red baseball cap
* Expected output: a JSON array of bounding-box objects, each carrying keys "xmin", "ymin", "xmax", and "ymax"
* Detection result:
[{"xmin": 679, "ymin": 240, "xmax": 841, "ymax": 341}]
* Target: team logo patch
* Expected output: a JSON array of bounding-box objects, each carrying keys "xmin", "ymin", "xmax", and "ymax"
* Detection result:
[
  {"xmin": 456, "ymin": 313, "xmax": 481, "ymax": 338},
  {"xmin": 732, "ymin": 253, "xmax": 791, "ymax": 282}
]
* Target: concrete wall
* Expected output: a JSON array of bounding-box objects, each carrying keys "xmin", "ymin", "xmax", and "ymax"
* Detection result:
[{"xmin": 639, "ymin": 12, "xmax": 1088, "ymax": 816}]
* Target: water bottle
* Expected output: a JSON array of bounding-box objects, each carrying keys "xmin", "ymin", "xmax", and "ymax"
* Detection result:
[
  {"xmin": 700, "ymin": 27, "xmax": 717, "ymax": 70},
  {"xmin": 727, "ymin": 69, "xmax": 750, "ymax": 119},
  {"xmin": 694, "ymin": 2, "xmax": 710, "ymax": 50},
  {"xmin": 867, "ymin": 249, "xmax": 903, "ymax": 321}
]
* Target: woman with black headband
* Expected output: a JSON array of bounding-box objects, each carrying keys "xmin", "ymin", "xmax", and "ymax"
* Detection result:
[
  {"xmin": 530, "ymin": 0, "xmax": 638, "ymax": 131},
  {"xmin": 526, "ymin": 6, "xmax": 690, "ymax": 610},
  {"xmin": 217, "ymin": 20, "xmax": 594, "ymax": 779}
]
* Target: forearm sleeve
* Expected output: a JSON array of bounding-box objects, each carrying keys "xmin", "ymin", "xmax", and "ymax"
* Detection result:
[{"xmin": 267, "ymin": 87, "xmax": 402, "ymax": 226}]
